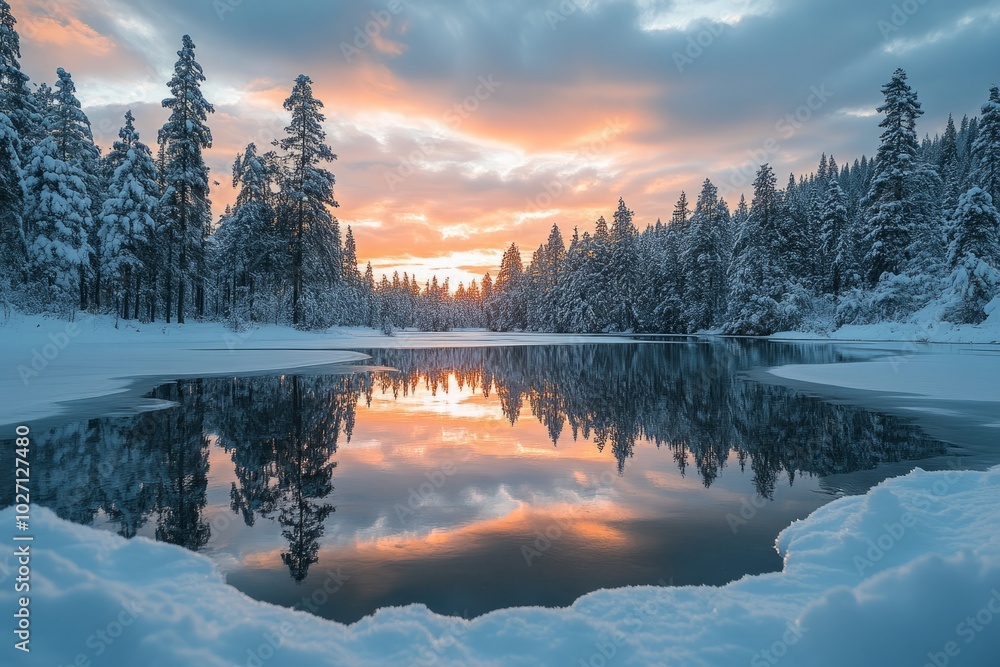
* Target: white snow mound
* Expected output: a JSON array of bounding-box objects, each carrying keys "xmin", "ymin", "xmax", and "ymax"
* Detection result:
[{"xmin": 3, "ymin": 466, "xmax": 999, "ymax": 666}]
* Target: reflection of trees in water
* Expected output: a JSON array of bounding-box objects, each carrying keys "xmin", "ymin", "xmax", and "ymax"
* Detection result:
[
  {"xmin": 359, "ymin": 342, "xmax": 946, "ymax": 495},
  {"xmin": 2, "ymin": 341, "xmax": 945, "ymax": 571},
  {"xmin": 211, "ymin": 374, "xmax": 354, "ymax": 581}
]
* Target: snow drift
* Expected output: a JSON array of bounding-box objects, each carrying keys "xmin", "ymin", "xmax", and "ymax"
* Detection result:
[{"xmin": 3, "ymin": 466, "xmax": 998, "ymax": 666}]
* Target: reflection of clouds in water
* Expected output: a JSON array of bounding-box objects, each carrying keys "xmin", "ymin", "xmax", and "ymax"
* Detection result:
[{"xmin": 5, "ymin": 342, "xmax": 952, "ymax": 599}]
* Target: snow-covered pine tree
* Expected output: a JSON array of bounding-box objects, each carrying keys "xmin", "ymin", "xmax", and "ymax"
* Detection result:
[
  {"xmin": 819, "ymin": 176, "xmax": 851, "ymax": 296},
  {"xmin": 724, "ymin": 164, "xmax": 791, "ymax": 334},
  {"xmin": 0, "ymin": 111, "xmax": 24, "ymax": 292},
  {"xmin": 609, "ymin": 197, "xmax": 638, "ymax": 330},
  {"xmin": 681, "ymin": 179, "xmax": 729, "ymax": 330},
  {"xmin": 22, "ymin": 136, "xmax": 92, "ymax": 312},
  {"xmin": 943, "ymin": 187, "xmax": 1000, "ymax": 324},
  {"xmin": 277, "ymin": 74, "xmax": 340, "ymax": 327},
  {"xmin": 159, "ymin": 35, "xmax": 214, "ymax": 324},
  {"xmin": 937, "ymin": 114, "xmax": 963, "ymax": 215},
  {"xmin": 98, "ymin": 111, "xmax": 160, "ymax": 320},
  {"xmin": 970, "ymin": 86, "xmax": 1000, "ymax": 205},
  {"xmin": 216, "ymin": 143, "xmax": 281, "ymax": 324},
  {"xmin": 861, "ymin": 69, "xmax": 942, "ymax": 285},
  {"xmin": 47, "ymin": 68, "xmax": 103, "ymax": 309},
  {"xmin": 343, "ymin": 226, "xmax": 361, "ymax": 284},
  {"xmin": 0, "ymin": 1, "xmax": 41, "ymax": 144}
]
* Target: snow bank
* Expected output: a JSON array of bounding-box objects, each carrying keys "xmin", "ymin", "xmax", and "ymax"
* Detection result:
[
  {"xmin": 772, "ymin": 298, "xmax": 1000, "ymax": 344},
  {"xmin": 769, "ymin": 351, "xmax": 1000, "ymax": 402},
  {"xmin": 0, "ymin": 313, "xmax": 630, "ymax": 426},
  {"xmin": 4, "ymin": 466, "xmax": 998, "ymax": 666}
]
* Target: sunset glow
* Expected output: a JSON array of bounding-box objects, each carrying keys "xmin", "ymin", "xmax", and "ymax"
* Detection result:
[{"xmin": 10, "ymin": 0, "xmax": 995, "ymax": 286}]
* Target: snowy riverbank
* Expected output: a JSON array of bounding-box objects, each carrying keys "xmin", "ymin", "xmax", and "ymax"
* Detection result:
[
  {"xmin": 2, "ymin": 465, "xmax": 998, "ymax": 666},
  {"xmin": 0, "ymin": 313, "xmax": 633, "ymax": 427}
]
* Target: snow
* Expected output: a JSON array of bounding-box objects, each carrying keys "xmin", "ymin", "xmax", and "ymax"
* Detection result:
[
  {"xmin": 769, "ymin": 351, "xmax": 1000, "ymax": 402},
  {"xmin": 0, "ymin": 313, "xmax": 632, "ymax": 427},
  {"xmin": 772, "ymin": 297, "xmax": 1000, "ymax": 343},
  {"xmin": 3, "ymin": 465, "xmax": 998, "ymax": 666}
]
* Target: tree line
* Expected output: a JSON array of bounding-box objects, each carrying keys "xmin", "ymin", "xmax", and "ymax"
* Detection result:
[{"xmin": 2, "ymin": 0, "xmax": 998, "ymax": 333}]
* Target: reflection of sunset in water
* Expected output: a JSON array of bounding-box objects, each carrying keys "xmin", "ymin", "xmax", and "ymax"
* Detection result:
[{"xmin": 13, "ymin": 343, "xmax": 951, "ymax": 622}]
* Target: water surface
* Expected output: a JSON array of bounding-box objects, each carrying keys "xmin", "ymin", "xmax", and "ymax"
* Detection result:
[{"xmin": 2, "ymin": 341, "xmax": 963, "ymax": 623}]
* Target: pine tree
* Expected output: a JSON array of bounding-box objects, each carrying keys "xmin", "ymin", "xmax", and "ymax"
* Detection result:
[
  {"xmin": 943, "ymin": 187, "xmax": 1000, "ymax": 324},
  {"xmin": 23, "ymin": 136, "xmax": 92, "ymax": 310},
  {"xmin": 98, "ymin": 111, "xmax": 160, "ymax": 320},
  {"xmin": 216, "ymin": 143, "xmax": 281, "ymax": 323},
  {"xmin": 971, "ymin": 86, "xmax": 1000, "ymax": 204},
  {"xmin": 609, "ymin": 197, "xmax": 638, "ymax": 330},
  {"xmin": 725, "ymin": 164, "xmax": 789, "ymax": 334},
  {"xmin": 862, "ymin": 69, "xmax": 942, "ymax": 285},
  {"xmin": 938, "ymin": 114, "xmax": 962, "ymax": 213},
  {"xmin": 671, "ymin": 191, "xmax": 691, "ymax": 231},
  {"xmin": 159, "ymin": 35, "xmax": 214, "ymax": 323},
  {"xmin": 46, "ymin": 68, "xmax": 102, "ymax": 309},
  {"xmin": 278, "ymin": 74, "xmax": 340, "ymax": 327},
  {"xmin": 681, "ymin": 179, "xmax": 729, "ymax": 330},
  {"xmin": 0, "ymin": 111, "xmax": 24, "ymax": 286},
  {"xmin": 343, "ymin": 226, "xmax": 360, "ymax": 284},
  {"xmin": 0, "ymin": 1, "xmax": 40, "ymax": 144},
  {"xmin": 819, "ymin": 177, "xmax": 851, "ymax": 296}
]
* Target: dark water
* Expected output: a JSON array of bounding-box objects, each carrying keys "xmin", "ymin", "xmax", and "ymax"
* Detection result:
[{"xmin": 0, "ymin": 340, "xmax": 962, "ymax": 624}]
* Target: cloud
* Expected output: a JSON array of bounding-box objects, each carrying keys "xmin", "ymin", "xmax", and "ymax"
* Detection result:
[{"xmin": 11, "ymin": 0, "xmax": 1000, "ymax": 286}]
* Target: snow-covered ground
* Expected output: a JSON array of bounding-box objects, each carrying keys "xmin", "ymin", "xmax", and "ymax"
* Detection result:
[
  {"xmin": 2, "ymin": 466, "xmax": 997, "ymax": 666},
  {"xmin": 0, "ymin": 313, "xmax": 630, "ymax": 427},
  {"xmin": 769, "ymin": 351, "xmax": 1000, "ymax": 402},
  {"xmin": 771, "ymin": 299, "xmax": 1000, "ymax": 344}
]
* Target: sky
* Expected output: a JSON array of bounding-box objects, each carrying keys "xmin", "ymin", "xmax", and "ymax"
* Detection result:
[{"xmin": 9, "ymin": 0, "xmax": 1000, "ymax": 288}]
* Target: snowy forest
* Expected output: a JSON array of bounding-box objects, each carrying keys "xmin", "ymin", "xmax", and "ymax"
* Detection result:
[{"xmin": 1, "ymin": 2, "xmax": 998, "ymax": 334}]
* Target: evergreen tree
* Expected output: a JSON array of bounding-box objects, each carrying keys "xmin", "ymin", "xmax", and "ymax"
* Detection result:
[
  {"xmin": 278, "ymin": 74, "xmax": 340, "ymax": 327},
  {"xmin": 23, "ymin": 136, "xmax": 92, "ymax": 310},
  {"xmin": 681, "ymin": 179, "xmax": 729, "ymax": 330},
  {"xmin": 343, "ymin": 226, "xmax": 360, "ymax": 283},
  {"xmin": 47, "ymin": 68, "xmax": 102, "ymax": 309},
  {"xmin": 725, "ymin": 164, "xmax": 791, "ymax": 334},
  {"xmin": 943, "ymin": 187, "xmax": 1000, "ymax": 324},
  {"xmin": 215, "ymin": 143, "xmax": 282, "ymax": 324},
  {"xmin": 0, "ymin": 111, "xmax": 24, "ymax": 287},
  {"xmin": 819, "ymin": 176, "xmax": 851, "ymax": 296},
  {"xmin": 971, "ymin": 86, "xmax": 1000, "ymax": 204},
  {"xmin": 0, "ymin": 1, "xmax": 40, "ymax": 143},
  {"xmin": 862, "ymin": 69, "xmax": 942, "ymax": 284},
  {"xmin": 98, "ymin": 111, "xmax": 160, "ymax": 320},
  {"xmin": 609, "ymin": 197, "xmax": 638, "ymax": 330},
  {"xmin": 159, "ymin": 35, "xmax": 214, "ymax": 323}
]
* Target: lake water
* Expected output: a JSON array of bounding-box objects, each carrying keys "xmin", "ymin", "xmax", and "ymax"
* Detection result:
[{"xmin": 1, "ymin": 340, "xmax": 979, "ymax": 624}]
